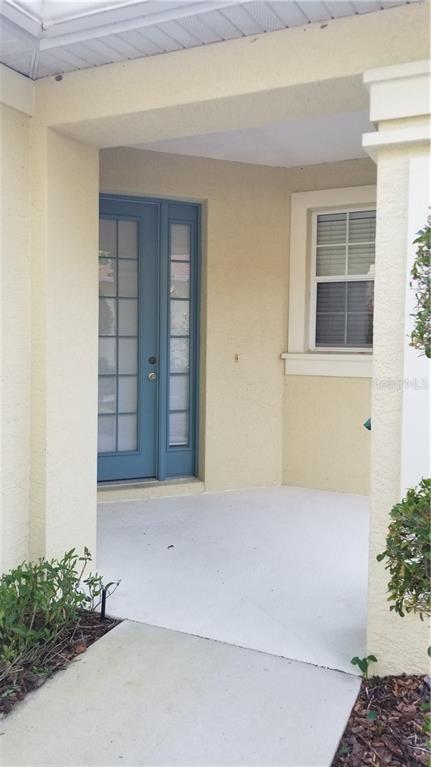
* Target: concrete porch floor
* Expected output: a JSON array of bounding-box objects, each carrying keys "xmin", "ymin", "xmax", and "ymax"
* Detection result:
[
  {"xmin": 97, "ymin": 485, "xmax": 369, "ymax": 675},
  {"xmin": 1, "ymin": 487, "xmax": 369, "ymax": 766}
]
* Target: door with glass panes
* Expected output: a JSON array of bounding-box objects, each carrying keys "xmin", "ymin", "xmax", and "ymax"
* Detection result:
[{"xmin": 97, "ymin": 196, "xmax": 199, "ymax": 482}]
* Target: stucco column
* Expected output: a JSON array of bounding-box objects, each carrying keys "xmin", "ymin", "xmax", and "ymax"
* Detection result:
[
  {"xmin": 363, "ymin": 60, "xmax": 430, "ymax": 675},
  {"xmin": 30, "ymin": 122, "xmax": 99, "ymax": 562},
  {"xmin": 0, "ymin": 91, "xmax": 32, "ymax": 573}
]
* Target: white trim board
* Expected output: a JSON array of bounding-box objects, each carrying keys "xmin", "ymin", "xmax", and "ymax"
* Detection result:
[
  {"xmin": 400, "ymin": 155, "xmax": 431, "ymax": 493},
  {"xmin": 281, "ymin": 352, "xmax": 373, "ymax": 378},
  {"xmin": 284, "ymin": 185, "xmax": 376, "ymax": 378},
  {"xmin": 364, "ymin": 59, "xmax": 431, "ymax": 123},
  {"xmin": 363, "ymin": 124, "xmax": 431, "ymax": 162}
]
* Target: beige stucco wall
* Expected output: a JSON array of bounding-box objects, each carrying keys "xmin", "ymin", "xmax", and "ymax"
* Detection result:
[
  {"xmin": 0, "ymin": 103, "xmax": 31, "ymax": 572},
  {"xmin": 284, "ymin": 377, "xmax": 371, "ymax": 494},
  {"xmin": 101, "ymin": 147, "xmax": 288, "ymax": 490},
  {"xmin": 0, "ymin": 16, "xmax": 427, "ymax": 679},
  {"xmin": 30, "ymin": 125, "xmax": 99, "ymax": 561},
  {"xmin": 0, "ymin": 108, "xmax": 376, "ymax": 572},
  {"xmin": 34, "ymin": 3, "xmax": 428, "ymax": 149},
  {"xmin": 282, "ymin": 162, "xmax": 376, "ymax": 495},
  {"xmin": 0, "ymin": 91, "xmax": 99, "ymax": 568},
  {"xmin": 101, "ymin": 148, "xmax": 375, "ymax": 492}
]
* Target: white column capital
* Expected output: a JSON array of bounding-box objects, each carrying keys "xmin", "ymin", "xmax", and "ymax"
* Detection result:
[{"xmin": 362, "ymin": 59, "xmax": 431, "ymax": 161}]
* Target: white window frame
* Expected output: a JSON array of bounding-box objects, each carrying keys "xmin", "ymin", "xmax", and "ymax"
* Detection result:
[
  {"xmin": 281, "ymin": 185, "xmax": 376, "ymax": 378},
  {"xmin": 309, "ymin": 205, "xmax": 376, "ymax": 353}
]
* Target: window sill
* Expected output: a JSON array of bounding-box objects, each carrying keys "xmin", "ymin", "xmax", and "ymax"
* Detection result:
[{"xmin": 281, "ymin": 352, "xmax": 373, "ymax": 378}]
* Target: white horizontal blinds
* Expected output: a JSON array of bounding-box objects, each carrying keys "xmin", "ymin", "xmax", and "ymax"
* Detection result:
[
  {"xmin": 316, "ymin": 212, "xmax": 346, "ymax": 276},
  {"xmin": 314, "ymin": 210, "xmax": 375, "ymax": 348},
  {"xmin": 315, "ymin": 281, "xmax": 374, "ymax": 347},
  {"xmin": 348, "ymin": 211, "xmax": 376, "ymax": 275}
]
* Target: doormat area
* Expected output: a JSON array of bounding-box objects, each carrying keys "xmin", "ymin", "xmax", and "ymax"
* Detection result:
[
  {"xmin": 0, "ymin": 612, "xmax": 120, "ymax": 717},
  {"xmin": 332, "ymin": 674, "xmax": 430, "ymax": 766}
]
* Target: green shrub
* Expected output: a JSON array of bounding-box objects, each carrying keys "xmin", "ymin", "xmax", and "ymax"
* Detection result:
[
  {"xmin": 0, "ymin": 548, "xmax": 110, "ymax": 682},
  {"xmin": 377, "ymin": 479, "xmax": 431, "ymax": 619},
  {"xmin": 410, "ymin": 217, "xmax": 431, "ymax": 359}
]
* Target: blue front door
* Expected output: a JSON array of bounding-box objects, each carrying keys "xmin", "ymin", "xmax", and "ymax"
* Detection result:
[{"xmin": 97, "ymin": 195, "xmax": 199, "ymax": 482}]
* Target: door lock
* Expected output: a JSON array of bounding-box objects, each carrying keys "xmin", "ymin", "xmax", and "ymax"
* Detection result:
[
  {"xmin": 148, "ymin": 356, "xmax": 157, "ymax": 365},
  {"xmin": 148, "ymin": 372, "xmax": 157, "ymax": 381}
]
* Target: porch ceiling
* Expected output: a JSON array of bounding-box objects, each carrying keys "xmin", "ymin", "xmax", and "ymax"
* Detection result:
[
  {"xmin": 0, "ymin": 0, "xmax": 422, "ymax": 80},
  {"xmin": 133, "ymin": 108, "xmax": 374, "ymax": 167}
]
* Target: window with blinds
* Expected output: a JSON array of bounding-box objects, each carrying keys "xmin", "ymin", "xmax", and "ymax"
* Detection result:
[{"xmin": 311, "ymin": 209, "xmax": 376, "ymax": 350}]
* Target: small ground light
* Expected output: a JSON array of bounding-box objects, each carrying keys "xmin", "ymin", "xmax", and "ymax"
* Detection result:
[{"xmin": 100, "ymin": 587, "xmax": 107, "ymax": 620}]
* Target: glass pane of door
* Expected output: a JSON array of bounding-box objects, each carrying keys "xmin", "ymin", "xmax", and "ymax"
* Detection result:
[
  {"xmin": 98, "ymin": 217, "xmax": 139, "ymax": 454},
  {"xmin": 168, "ymin": 223, "xmax": 191, "ymax": 447}
]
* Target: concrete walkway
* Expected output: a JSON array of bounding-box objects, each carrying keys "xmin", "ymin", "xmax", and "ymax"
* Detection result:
[
  {"xmin": 2, "ymin": 620, "xmax": 360, "ymax": 766},
  {"xmin": 1, "ymin": 487, "xmax": 368, "ymax": 766}
]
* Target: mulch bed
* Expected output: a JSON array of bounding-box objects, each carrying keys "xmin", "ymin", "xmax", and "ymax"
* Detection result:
[
  {"xmin": 332, "ymin": 674, "xmax": 430, "ymax": 766},
  {"xmin": 0, "ymin": 611, "xmax": 120, "ymax": 717}
]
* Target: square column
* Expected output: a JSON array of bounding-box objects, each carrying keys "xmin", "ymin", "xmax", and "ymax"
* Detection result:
[
  {"xmin": 363, "ymin": 60, "xmax": 430, "ymax": 675},
  {"xmin": 30, "ymin": 123, "xmax": 99, "ymax": 561},
  {"xmin": 0, "ymin": 100, "xmax": 31, "ymax": 572}
]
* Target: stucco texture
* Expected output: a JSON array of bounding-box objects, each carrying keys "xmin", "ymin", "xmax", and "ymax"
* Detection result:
[
  {"xmin": 282, "ymin": 162, "xmax": 376, "ymax": 494},
  {"xmin": 284, "ymin": 377, "xmax": 371, "ymax": 494},
  {"xmin": 8, "ymin": 1, "xmax": 420, "ymax": 565},
  {"xmin": 1, "ymin": 7, "xmax": 428, "ymax": 679},
  {"xmin": 0, "ymin": 103, "xmax": 31, "ymax": 572},
  {"xmin": 368, "ymin": 143, "xmax": 430, "ymax": 676},
  {"xmin": 100, "ymin": 148, "xmax": 375, "ymax": 493},
  {"xmin": 29, "ymin": 125, "xmax": 99, "ymax": 561},
  {"xmin": 101, "ymin": 147, "xmax": 288, "ymax": 490},
  {"xmin": 34, "ymin": 4, "xmax": 429, "ymax": 149}
]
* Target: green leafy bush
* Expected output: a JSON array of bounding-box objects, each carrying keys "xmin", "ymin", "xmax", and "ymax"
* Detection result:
[
  {"xmin": 0, "ymin": 548, "xmax": 113, "ymax": 683},
  {"xmin": 410, "ymin": 217, "xmax": 431, "ymax": 359},
  {"xmin": 377, "ymin": 479, "xmax": 431, "ymax": 619}
]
